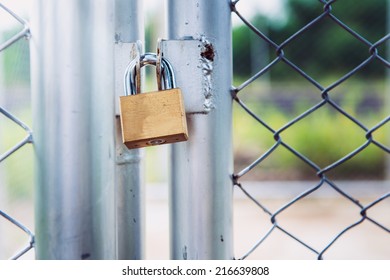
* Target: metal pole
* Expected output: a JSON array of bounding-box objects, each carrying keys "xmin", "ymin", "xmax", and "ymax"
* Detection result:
[
  {"xmin": 168, "ymin": 0, "xmax": 233, "ymax": 259},
  {"xmin": 114, "ymin": 0, "xmax": 144, "ymax": 260},
  {"xmin": 30, "ymin": 0, "xmax": 116, "ymax": 259}
]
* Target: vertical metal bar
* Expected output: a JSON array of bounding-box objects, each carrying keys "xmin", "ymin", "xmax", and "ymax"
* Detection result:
[
  {"xmin": 30, "ymin": 0, "xmax": 116, "ymax": 259},
  {"xmin": 114, "ymin": 0, "xmax": 144, "ymax": 260},
  {"xmin": 168, "ymin": 0, "xmax": 233, "ymax": 259}
]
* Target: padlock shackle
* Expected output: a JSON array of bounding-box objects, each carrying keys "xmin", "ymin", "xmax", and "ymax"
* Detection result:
[{"xmin": 124, "ymin": 53, "xmax": 176, "ymax": 96}]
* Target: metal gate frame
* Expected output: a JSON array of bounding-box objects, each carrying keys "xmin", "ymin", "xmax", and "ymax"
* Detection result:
[{"xmin": 29, "ymin": 0, "xmax": 233, "ymax": 259}]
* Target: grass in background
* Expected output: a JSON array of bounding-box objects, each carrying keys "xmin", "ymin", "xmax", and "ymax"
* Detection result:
[
  {"xmin": 0, "ymin": 107, "xmax": 33, "ymax": 200},
  {"xmin": 233, "ymin": 79, "xmax": 389, "ymax": 180}
]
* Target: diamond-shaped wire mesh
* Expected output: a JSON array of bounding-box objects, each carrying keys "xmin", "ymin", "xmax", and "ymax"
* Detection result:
[
  {"xmin": 231, "ymin": 0, "xmax": 389, "ymax": 259},
  {"xmin": 0, "ymin": 3, "xmax": 34, "ymax": 259}
]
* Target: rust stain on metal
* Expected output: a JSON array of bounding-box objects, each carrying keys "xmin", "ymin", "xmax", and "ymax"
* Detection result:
[{"xmin": 201, "ymin": 43, "xmax": 215, "ymax": 61}]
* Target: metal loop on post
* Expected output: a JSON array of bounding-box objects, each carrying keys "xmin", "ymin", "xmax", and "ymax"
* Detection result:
[{"xmin": 124, "ymin": 52, "xmax": 176, "ymax": 96}]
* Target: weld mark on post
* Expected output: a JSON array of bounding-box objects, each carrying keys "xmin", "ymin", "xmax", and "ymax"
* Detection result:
[{"xmin": 200, "ymin": 36, "xmax": 215, "ymax": 111}]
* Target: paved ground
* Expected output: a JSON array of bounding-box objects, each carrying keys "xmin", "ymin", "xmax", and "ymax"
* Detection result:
[{"xmin": 145, "ymin": 181, "xmax": 390, "ymax": 260}]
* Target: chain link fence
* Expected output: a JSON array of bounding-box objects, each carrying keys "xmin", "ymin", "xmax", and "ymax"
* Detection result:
[
  {"xmin": 231, "ymin": 0, "xmax": 389, "ymax": 259},
  {"xmin": 0, "ymin": 3, "xmax": 34, "ymax": 260},
  {"xmin": 1, "ymin": 0, "xmax": 389, "ymax": 260}
]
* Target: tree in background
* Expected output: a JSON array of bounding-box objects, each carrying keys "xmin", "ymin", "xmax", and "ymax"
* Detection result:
[{"xmin": 233, "ymin": 0, "xmax": 388, "ymax": 80}]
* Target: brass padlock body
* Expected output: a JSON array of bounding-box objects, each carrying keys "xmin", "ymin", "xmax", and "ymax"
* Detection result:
[{"xmin": 120, "ymin": 88, "xmax": 188, "ymax": 149}]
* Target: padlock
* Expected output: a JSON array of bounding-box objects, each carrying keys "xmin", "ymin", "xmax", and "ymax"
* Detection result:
[{"xmin": 119, "ymin": 53, "xmax": 188, "ymax": 149}]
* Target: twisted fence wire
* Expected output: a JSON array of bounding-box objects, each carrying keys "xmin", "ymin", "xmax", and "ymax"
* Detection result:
[
  {"xmin": 231, "ymin": 0, "xmax": 389, "ymax": 259},
  {"xmin": 0, "ymin": 3, "xmax": 34, "ymax": 259}
]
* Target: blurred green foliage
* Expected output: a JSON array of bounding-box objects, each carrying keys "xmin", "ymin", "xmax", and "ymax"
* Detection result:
[
  {"xmin": 1, "ymin": 31, "xmax": 32, "ymax": 199},
  {"xmin": 233, "ymin": 0, "xmax": 388, "ymax": 80},
  {"xmin": 232, "ymin": 0, "xmax": 389, "ymax": 180},
  {"xmin": 0, "ymin": 109, "xmax": 33, "ymax": 200},
  {"xmin": 233, "ymin": 80, "xmax": 388, "ymax": 180},
  {"xmin": 2, "ymin": 31, "xmax": 30, "ymax": 86}
]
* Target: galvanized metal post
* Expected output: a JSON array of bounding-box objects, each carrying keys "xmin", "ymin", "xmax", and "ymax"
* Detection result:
[
  {"xmin": 168, "ymin": 0, "xmax": 233, "ymax": 259},
  {"xmin": 30, "ymin": 0, "xmax": 116, "ymax": 259},
  {"xmin": 114, "ymin": 0, "xmax": 144, "ymax": 260}
]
